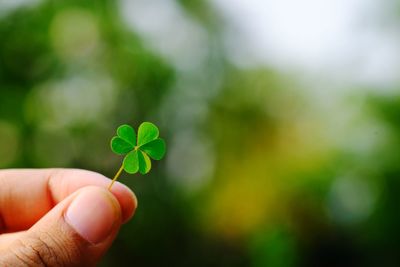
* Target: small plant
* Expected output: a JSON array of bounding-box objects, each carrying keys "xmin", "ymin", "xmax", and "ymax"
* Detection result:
[{"xmin": 108, "ymin": 122, "xmax": 166, "ymax": 190}]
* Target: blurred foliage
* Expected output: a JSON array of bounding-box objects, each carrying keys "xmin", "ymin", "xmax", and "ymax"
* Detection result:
[{"xmin": 1, "ymin": 0, "xmax": 400, "ymax": 266}]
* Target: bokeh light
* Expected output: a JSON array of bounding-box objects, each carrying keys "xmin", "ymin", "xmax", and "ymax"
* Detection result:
[{"xmin": 50, "ymin": 8, "xmax": 100, "ymax": 62}]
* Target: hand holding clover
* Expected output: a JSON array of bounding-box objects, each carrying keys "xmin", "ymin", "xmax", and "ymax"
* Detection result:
[
  {"xmin": 0, "ymin": 124, "xmax": 154, "ymax": 265},
  {"xmin": 108, "ymin": 122, "xmax": 166, "ymax": 190}
]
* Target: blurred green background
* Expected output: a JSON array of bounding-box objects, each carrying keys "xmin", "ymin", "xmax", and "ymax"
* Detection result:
[{"xmin": 1, "ymin": 0, "xmax": 400, "ymax": 266}]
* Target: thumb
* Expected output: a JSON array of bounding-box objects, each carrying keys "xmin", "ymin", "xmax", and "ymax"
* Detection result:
[{"xmin": 2, "ymin": 186, "xmax": 125, "ymax": 267}]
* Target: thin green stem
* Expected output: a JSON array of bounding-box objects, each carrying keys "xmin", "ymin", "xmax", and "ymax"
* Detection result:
[{"xmin": 108, "ymin": 164, "xmax": 124, "ymax": 190}]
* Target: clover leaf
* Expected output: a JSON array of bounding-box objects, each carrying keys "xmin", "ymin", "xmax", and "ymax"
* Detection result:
[{"xmin": 108, "ymin": 122, "xmax": 166, "ymax": 190}]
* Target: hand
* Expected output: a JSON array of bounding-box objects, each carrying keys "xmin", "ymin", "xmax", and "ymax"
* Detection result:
[{"xmin": 0, "ymin": 169, "xmax": 137, "ymax": 266}]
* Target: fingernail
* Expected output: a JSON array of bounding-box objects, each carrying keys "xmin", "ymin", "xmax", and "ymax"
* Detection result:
[{"xmin": 65, "ymin": 188, "xmax": 120, "ymax": 244}]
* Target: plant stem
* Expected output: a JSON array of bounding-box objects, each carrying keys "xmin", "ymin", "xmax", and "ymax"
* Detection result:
[{"xmin": 108, "ymin": 164, "xmax": 124, "ymax": 190}]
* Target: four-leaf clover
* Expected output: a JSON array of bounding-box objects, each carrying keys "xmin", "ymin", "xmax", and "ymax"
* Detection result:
[
  {"xmin": 108, "ymin": 122, "xmax": 166, "ymax": 189},
  {"xmin": 111, "ymin": 122, "xmax": 166, "ymax": 174}
]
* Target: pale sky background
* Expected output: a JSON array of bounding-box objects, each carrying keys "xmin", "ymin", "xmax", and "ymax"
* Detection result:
[
  {"xmin": 212, "ymin": 0, "xmax": 400, "ymax": 90},
  {"xmin": 117, "ymin": 0, "xmax": 400, "ymax": 94}
]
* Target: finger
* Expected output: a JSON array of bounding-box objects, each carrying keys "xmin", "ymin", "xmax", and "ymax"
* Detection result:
[
  {"xmin": 0, "ymin": 169, "xmax": 137, "ymax": 232},
  {"xmin": 0, "ymin": 186, "xmax": 125, "ymax": 267},
  {"xmin": 0, "ymin": 231, "xmax": 25, "ymax": 250}
]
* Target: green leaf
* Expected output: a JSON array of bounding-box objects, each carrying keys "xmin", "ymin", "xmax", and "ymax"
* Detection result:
[
  {"xmin": 140, "ymin": 138, "xmax": 166, "ymax": 160},
  {"xmin": 117, "ymin": 124, "xmax": 136, "ymax": 146},
  {"xmin": 111, "ymin": 136, "xmax": 134, "ymax": 155},
  {"xmin": 110, "ymin": 122, "xmax": 166, "ymax": 180},
  {"xmin": 137, "ymin": 122, "xmax": 159, "ymax": 146},
  {"xmin": 138, "ymin": 150, "xmax": 151, "ymax": 174},
  {"xmin": 123, "ymin": 150, "xmax": 139, "ymax": 174}
]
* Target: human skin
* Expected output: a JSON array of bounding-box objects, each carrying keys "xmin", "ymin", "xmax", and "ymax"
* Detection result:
[{"xmin": 0, "ymin": 169, "xmax": 137, "ymax": 266}]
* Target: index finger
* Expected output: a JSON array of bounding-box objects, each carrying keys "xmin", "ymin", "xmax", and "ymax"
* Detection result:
[{"xmin": 0, "ymin": 169, "xmax": 137, "ymax": 233}]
